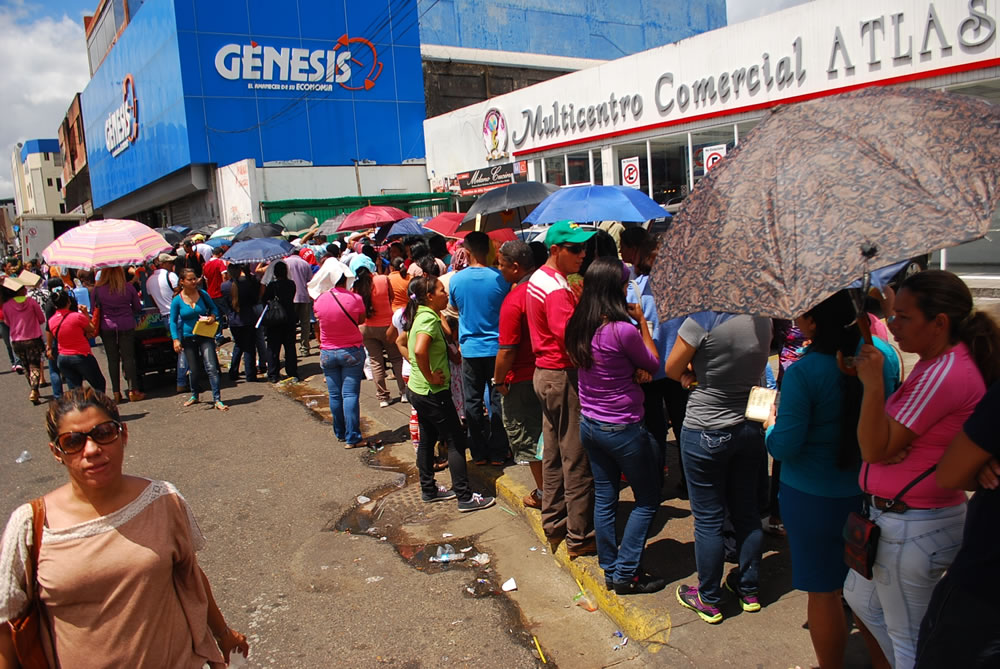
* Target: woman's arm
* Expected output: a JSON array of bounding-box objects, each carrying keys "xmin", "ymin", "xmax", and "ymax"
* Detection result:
[
  {"xmin": 937, "ymin": 430, "xmax": 994, "ymax": 491},
  {"xmin": 664, "ymin": 336, "xmax": 697, "ymax": 386},
  {"xmin": 764, "ymin": 364, "xmax": 810, "ymax": 461},
  {"xmin": 199, "ymin": 567, "xmax": 248, "ymax": 663},
  {"xmin": 413, "ymin": 332, "xmax": 444, "ymax": 386},
  {"xmin": 854, "ymin": 344, "xmax": 916, "ymax": 463},
  {"xmin": 0, "ymin": 623, "xmax": 15, "ymax": 669},
  {"xmin": 393, "ymin": 327, "xmax": 408, "ymax": 360}
]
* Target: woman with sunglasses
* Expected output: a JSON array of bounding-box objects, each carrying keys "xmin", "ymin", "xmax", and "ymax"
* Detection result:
[{"xmin": 0, "ymin": 387, "xmax": 248, "ymax": 667}]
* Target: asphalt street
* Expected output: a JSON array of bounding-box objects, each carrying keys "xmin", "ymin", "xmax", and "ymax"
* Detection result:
[{"xmin": 0, "ymin": 347, "xmax": 647, "ymax": 669}]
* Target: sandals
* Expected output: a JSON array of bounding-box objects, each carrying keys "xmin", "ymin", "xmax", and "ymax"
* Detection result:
[
  {"xmin": 183, "ymin": 396, "xmax": 200, "ymax": 407},
  {"xmin": 215, "ymin": 401, "xmax": 229, "ymax": 412},
  {"xmin": 129, "ymin": 390, "xmax": 145, "ymax": 402},
  {"xmin": 345, "ymin": 439, "xmax": 383, "ymax": 450}
]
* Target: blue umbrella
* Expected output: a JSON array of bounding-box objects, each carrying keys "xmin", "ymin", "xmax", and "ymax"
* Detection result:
[
  {"xmin": 168, "ymin": 224, "xmax": 191, "ymax": 236},
  {"xmin": 222, "ymin": 237, "xmax": 293, "ymax": 264},
  {"xmin": 205, "ymin": 237, "xmax": 231, "ymax": 250},
  {"xmin": 373, "ymin": 217, "xmax": 425, "ymax": 243},
  {"xmin": 523, "ymin": 185, "xmax": 671, "ymax": 224}
]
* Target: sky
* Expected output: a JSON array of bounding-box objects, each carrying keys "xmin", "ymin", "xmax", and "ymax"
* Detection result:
[{"xmin": 0, "ymin": 0, "xmax": 811, "ymax": 201}]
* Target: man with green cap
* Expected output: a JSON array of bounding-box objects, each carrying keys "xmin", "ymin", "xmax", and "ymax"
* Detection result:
[{"xmin": 526, "ymin": 220, "xmax": 597, "ymax": 557}]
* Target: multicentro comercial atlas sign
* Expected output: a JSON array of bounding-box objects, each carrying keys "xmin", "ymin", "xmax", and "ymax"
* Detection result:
[{"xmin": 213, "ymin": 34, "xmax": 384, "ymax": 92}]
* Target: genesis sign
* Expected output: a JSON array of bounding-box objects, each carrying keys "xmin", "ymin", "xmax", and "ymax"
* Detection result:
[
  {"xmin": 105, "ymin": 74, "xmax": 138, "ymax": 157},
  {"xmin": 214, "ymin": 34, "xmax": 384, "ymax": 92}
]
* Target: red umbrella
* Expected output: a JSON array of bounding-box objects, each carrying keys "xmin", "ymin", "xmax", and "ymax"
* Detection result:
[
  {"xmin": 424, "ymin": 212, "xmax": 516, "ymax": 244},
  {"xmin": 423, "ymin": 212, "xmax": 464, "ymax": 237},
  {"xmin": 338, "ymin": 205, "xmax": 411, "ymax": 232}
]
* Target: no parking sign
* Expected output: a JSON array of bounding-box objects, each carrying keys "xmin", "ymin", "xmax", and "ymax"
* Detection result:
[
  {"xmin": 703, "ymin": 144, "xmax": 727, "ymax": 172},
  {"xmin": 621, "ymin": 156, "xmax": 641, "ymax": 189}
]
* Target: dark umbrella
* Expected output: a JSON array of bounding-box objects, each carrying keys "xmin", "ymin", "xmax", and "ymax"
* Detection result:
[
  {"xmin": 278, "ymin": 211, "xmax": 316, "ymax": 234},
  {"xmin": 232, "ymin": 222, "xmax": 284, "ymax": 243},
  {"xmin": 168, "ymin": 224, "xmax": 191, "ymax": 236},
  {"xmin": 649, "ymin": 87, "xmax": 1000, "ymax": 321},
  {"xmin": 338, "ymin": 206, "xmax": 411, "ymax": 232},
  {"xmin": 223, "ymin": 237, "xmax": 294, "ymax": 264},
  {"xmin": 457, "ymin": 182, "xmax": 558, "ymax": 232},
  {"xmin": 317, "ymin": 214, "xmax": 347, "ymax": 236},
  {"xmin": 156, "ymin": 227, "xmax": 183, "ymax": 246},
  {"xmin": 373, "ymin": 217, "xmax": 425, "ymax": 244},
  {"xmin": 524, "ymin": 185, "xmax": 670, "ymax": 224}
]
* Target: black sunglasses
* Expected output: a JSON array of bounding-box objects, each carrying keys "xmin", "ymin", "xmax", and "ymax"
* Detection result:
[
  {"xmin": 54, "ymin": 421, "xmax": 122, "ymax": 455},
  {"xmin": 559, "ymin": 243, "xmax": 586, "ymax": 255}
]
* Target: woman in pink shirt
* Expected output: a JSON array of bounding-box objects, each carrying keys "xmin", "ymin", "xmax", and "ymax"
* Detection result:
[
  {"xmin": 313, "ymin": 262, "xmax": 371, "ymax": 448},
  {"xmin": 1, "ymin": 279, "xmax": 46, "ymax": 403},
  {"xmin": 47, "ymin": 289, "xmax": 107, "ymax": 394},
  {"xmin": 849, "ymin": 270, "xmax": 1000, "ymax": 669}
]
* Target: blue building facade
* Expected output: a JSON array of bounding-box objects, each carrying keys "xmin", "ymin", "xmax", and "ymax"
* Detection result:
[
  {"xmin": 81, "ymin": 0, "xmax": 425, "ymax": 210},
  {"xmin": 419, "ymin": 0, "xmax": 725, "ymax": 59}
]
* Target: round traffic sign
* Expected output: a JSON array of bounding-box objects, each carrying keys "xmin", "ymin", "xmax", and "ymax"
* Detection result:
[
  {"xmin": 705, "ymin": 150, "xmax": 725, "ymax": 171},
  {"xmin": 623, "ymin": 163, "xmax": 639, "ymax": 187}
]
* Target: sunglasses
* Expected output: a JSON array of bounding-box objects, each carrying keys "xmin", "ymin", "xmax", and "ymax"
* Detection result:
[
  {"xmin": 559, "ymin": 243, "xmax": 586, "ymax": 255},
  {"xmin": 54, "ymin": 421, "xmax": 122, "ymax": 455}
]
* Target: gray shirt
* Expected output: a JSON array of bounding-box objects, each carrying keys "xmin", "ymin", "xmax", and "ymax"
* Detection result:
[{"xmin": 679, "ymin": 313, "xmax": 771, "ymax": 430}]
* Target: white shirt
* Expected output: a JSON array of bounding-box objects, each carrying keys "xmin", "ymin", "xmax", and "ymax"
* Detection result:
[
  {"xmin": 146, "ymin": 268, "xmax": 178, "ymax": 316},
  {"xmin": 195, "ymin": 243, "xmax": 213, "ymax": 262}
]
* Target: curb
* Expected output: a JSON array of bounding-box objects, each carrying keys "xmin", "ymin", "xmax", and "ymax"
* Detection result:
[{"xmin": 477, "ymin": 465, "xmax": 676, "ymax": 653}]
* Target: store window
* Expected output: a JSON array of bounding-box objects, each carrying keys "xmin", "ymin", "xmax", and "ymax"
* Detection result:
[
  {"xmin": 567, "ymin": 152, "xmax": 590, "ymax": 185},
  {"xmin": 592, "ymin": 151, "xmax": 603, "ymax": 185},
  {"xmin": 614, "ymin": 143, "xmax": 649, "ymax": 193},
  {"xmin": 690, "ymin": 125, "xmax": 737, "ymax": 189},
  {"xmin": 543, "ymin": 156, "xmax": 565, "ymax": 186},
  {"xmin": 649, "ymin": 135, "xmax": 690, "ymax": 208}
]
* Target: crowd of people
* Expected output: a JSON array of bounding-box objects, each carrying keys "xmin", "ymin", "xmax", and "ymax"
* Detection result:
[{"xmin": 2, "ymin": 215, "xmax": 999, "ymax": 668}]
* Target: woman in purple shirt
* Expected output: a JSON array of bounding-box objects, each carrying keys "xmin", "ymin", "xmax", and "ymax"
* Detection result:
[
  {"xmin": 92, "ymin": 267, "xmax": 143, "ymax": 403},
  {"xmin": 565, "ymin": 258, "xmax": 664, "ymax": 595}
]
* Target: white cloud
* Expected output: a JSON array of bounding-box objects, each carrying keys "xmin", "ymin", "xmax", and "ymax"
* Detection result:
[
  {"xmin": 0, "ymin": 3, "xmax": 90, "ymax": 199},
  {"xmin": 727, "ymin": 0, "xmax": 813, "ymax": 25}
]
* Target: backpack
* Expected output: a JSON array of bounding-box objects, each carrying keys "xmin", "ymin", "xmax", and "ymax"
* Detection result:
[{"xmin": 261, "ymin": 286, "xmax": 289, "ymax": 327}]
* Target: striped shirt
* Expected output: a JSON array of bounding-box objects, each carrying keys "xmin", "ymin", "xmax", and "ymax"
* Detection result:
[
  {"xmin": 526, "ymin": 265, "xmax": 576, "ymax": 369},
  {"xmin": 865, "ymin": 342, "xmax": 984, "ymax": 507}
]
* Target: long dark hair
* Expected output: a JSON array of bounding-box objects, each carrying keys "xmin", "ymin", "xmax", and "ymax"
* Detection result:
[
  {"xmin": 353, "ymin": 266, "xmax": 375, "ymax": 318},
  {"xmin": 802, "ymin": 290, "xmax": 863, "ymax": 470},
  {"xmin": 402, "ymin": 275, "xmax": 437, "ymax": 333},
  {"xmin": 565, "ymin": 257, "xmax": 630, "ymax": 369},
  {"xmin": 902, "ymin": 269, "xmax": 1000, "ymax": 386}
]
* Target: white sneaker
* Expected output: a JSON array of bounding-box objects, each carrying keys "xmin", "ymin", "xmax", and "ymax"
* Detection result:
[
  {"xmin": 400, "ymin": 395, "xmax": 409, "ymax": 404},
  {"xmin": 379, "ymin": 400, "xmax": 389, "ymax": 408}
]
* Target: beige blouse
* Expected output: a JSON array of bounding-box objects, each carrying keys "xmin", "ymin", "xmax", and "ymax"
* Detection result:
[{"xmin": 0, "ymin": 480, "xmax": 224, "ymax": 668}]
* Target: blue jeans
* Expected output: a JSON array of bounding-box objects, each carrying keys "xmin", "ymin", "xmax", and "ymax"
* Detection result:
[
  {"xmin": 0, "ymin": 321, "xmax": 18, "ymax": 367},
  {"xmin": 57, "ymin": 353, "xmax": 107, "ymax": 392},
  {"xmin": 47, "ymin": 347, "xmax": 63, "ymax": 400},
  {"xmin": 680, "ymin": 421, "xmax": 765, "ymax": 605},
  {"xmin": 177, "ymin": 350, "xmax": 189, "ymax": 388},
  {"xmin": 581, "ymin": 416, "xmax": 661, "ymax": 584},
  {"xmin": 843, "ymin": 503, "xmax": 966, "ymax": 669},
  {"xmin": 320, "ymin": 346, "xmax": 364, "ymax": 444},
  {"xmin": 182, "ymin": 336, "xmax": 222, "ymax": 402},
  {"xmin": 462, "ymin": 355, "xmax": 509, "ymax": 462}
]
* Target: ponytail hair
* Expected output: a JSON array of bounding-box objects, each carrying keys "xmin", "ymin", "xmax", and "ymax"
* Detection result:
[
  {"xmin": 353, "ymin": 266, "xmax": 375, "ymax": 318},
  {"xmin": 402, "ymin": 275, "xmax": 436, "ymax": 332},
  {"xmin": 902, "ymin": 269, "xmax": 1000, "ymax": 386},
  {"xmin": 227, "ymin": 264, "xmax": 243, "ymax": 314}
]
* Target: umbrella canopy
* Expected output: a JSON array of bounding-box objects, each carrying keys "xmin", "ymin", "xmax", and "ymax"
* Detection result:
[
  {"xmin": 232, "ymin": 222, "xmax": 284, "ymax": 242},
  {"xmin": 222, "ymin": 237, "xmax": 293, "ymax": 265},
  {"xmin": 423, "ymin": 212, "xmax": 464, "ymax": 237},
  {"xmin": 194, "ymin": 223, "xmax": 221, "ymax": 237},
  {"xmin": 156, "ymin": 227, "xmax": 184, "ymax": 246},
  {"xmin": 278, "ymin": 211, "xmax": 317, "ymax": 234},
  {"xmin": 649, "ymin": 87, "xmax": 1000, "ymax": 321},
  {"xmin": 210, "ymin": 223, "xmax": 252, "ymax": 239},
  {"xmin": 204, "ymin": 237, "xmax": 231, "ymax": 250},
  {"xmin": 457, "ymin": 182, "xmax": 558, "ymax": 232},
  {"xmin": 338, "ymin": 206, "xmax": 411, "ymax": 232},
  {"xmin": 524, "ymin": 185, "xmax": 671, "ymax": 224},
  {"xmin": 42, "ymin": 219, "xmax": 171, "ymax": 270},
  {"xmin": 317, "ymin": 214, "xmax": 347, "ymax": 236},
  {"xmin": 373, "ymin": 217, "xmax": 425, "ymax": 244},
  {"xmin": 167, "ymin": 224, "xmax": 191, "ymax": 236}
]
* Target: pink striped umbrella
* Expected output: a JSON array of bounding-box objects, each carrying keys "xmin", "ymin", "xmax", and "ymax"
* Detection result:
[{"xmin": 42, "ymin": 219, "xmax": 172, "ymax": 269}]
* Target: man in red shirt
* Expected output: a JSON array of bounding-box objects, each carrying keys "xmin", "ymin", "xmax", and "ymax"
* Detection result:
[
  {"xmin": 526, "ymin": 220, "xmax": 597, "ymax": 558},
  {"xmin": 494, "ymin": 240, "xmax": 544, "ymax": 509},
  {"xmin": 202, "ymin": 244, "xmax": 229, "ymax": 343}
]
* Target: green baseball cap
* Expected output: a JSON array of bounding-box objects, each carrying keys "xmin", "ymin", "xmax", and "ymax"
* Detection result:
[{"xmin": 543, "ymin": 220, "xmax": 596, "ymax": 247}]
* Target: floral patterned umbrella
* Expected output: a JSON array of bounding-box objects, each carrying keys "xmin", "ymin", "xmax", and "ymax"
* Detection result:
[{"xmin": 649, "ymin": 87, "xmax": 1000, "ymax": 320}]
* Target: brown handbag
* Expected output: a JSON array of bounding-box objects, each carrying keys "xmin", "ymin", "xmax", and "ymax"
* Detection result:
[{"xmin": 8, "ymin": 497, "xmax": 52, "ymax": 669}]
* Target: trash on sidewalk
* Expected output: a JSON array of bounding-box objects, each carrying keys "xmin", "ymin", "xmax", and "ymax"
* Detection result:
[
  {"xmin": 357, "ymin": 495, "xmax": 371, "ymax": 504},
  {"xmin": 614, "ymin": 631, "xmax": 628, "ymax": 647},
  {"xmin": 469, "ymin": 553, "xmax": 490, "ymax": 566},
  {"xmin": 573, "ymin": 590, "xmax": 598, "ymax": 611},
  {"xmin": 501, "ymin": 577, "xmax": 517, "ymax": 592},
  {"xmin": 14, "ymin": 450, "xmax": 31, "ymax": 464},
  {"xmin": 532, "ymin": 636, "xmax": 547, "ymax": 664},
  {"xmin": 365, "ymin": 576, "xmax": 384, "ymax": 584},
  {"xmin": 430, "ymin": 544, "xmax": 466, "ymax": 563},
  {"xmin": 442, "ymin": 532, "xmax": 453, "ymax": 538},
  {"xmin": 460, "ymin": 546, "xmax": 473, "ymax": 553}
]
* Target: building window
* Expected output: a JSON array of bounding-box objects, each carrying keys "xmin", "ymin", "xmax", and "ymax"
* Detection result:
[
  {"xmin": 43, "ymin": 152, "xmax": 49, "ymax": 161},
  {"xmin": 59, "ymin": 203, "xmax": 66, "ymax": 214},
  {"xmin": 56, "ymin": 178, "xmax": 62, "ymax": 189},
  {"xmin": 47, "ymin": 178, "xmax": 53, "ymax": 187}
]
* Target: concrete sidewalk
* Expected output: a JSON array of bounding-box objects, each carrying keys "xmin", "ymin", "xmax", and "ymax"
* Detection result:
[{"xmin": 276, "ymin": 358, "xmax": 873, "ymax": 668}]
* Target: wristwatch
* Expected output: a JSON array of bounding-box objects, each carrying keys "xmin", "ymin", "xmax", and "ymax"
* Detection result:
[{"xmin": 490, "ymin": 377, "xmax": 508, "ymax": 387}]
